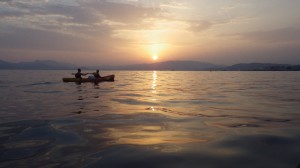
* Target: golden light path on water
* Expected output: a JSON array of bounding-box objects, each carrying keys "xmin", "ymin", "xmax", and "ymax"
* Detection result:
[{"xmin": 88, "ymin": 71, "xmax": 210, "ymax": 149}]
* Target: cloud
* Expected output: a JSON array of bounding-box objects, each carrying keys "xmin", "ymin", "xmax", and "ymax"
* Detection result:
[
  {"xmin": 0, "ymin": 0, "xmax": 172, "ymax": 64},
  {"xmin": 0, "ymin": 0, "xmax": 13, "ymax": 3},
  {"xmin": 230, "ymin": 27, "xmax": 300, "ymax": 43},
  {"xmin": 1, "ymin": 25, "xmax": 115, "ymax": 52},
  {"xmin": 187, "ymin": 20, "xmax": 213, "ymax": 33},
  {"xmin": 1, "ymin": 0, "xmax": 299, "ymax": 65},
  {"xmin": 82, "ymin": 1, "xmax": 163, "ymax": 23},
  {"xmin": 1, "ymin": 0, "xmax": 226, "ymax": 44},
  {"xmin": 0, "ymin": 0, "xmax": 168, "ymax": 38},
  {"xmin": 160, "ymin": 2, "xmax": 190, "ymax": 9}
]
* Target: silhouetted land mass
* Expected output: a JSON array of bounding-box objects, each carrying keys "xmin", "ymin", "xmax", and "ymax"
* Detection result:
[
  {"xmin": 98, "ymin": 61, "xmax": 220, "ymax": 71},
  {"xmin": 217, "ymin": 63, "xmax": 300, "ymax": 71},
  {"xmin": 0, "ymin": 60, "xmax": 299, "ymax": 71}
]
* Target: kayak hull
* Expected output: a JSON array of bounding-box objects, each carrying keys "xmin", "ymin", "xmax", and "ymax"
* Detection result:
[{"xmin": 63, "ymin": 75, "xmax": 115, "ymax": 83}]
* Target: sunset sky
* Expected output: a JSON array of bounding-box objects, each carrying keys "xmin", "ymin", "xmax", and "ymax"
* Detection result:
[{"xmin": 0, "ymin": 0, "xmax": 300, "ymax": 66}]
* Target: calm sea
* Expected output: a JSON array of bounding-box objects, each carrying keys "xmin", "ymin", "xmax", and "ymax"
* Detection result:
[{"xmin": 0, "ymin": 70, "xmax": 300, "ymax": 167}]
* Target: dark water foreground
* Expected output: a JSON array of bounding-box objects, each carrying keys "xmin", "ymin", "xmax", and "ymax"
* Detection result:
[
  {"xmin": 0, "ymin": 71, "xmax": 300, "ymax": 167},
  {"xmin": 1, "ymin": 118, "xmax": 300, "ymax": 168}
]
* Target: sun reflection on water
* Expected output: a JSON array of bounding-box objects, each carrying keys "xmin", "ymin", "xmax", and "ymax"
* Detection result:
[
  {"xmin": 150, "ymin": 71, "xmax": 158, "ymax": 111},
  {"xmin": 152, "ymin": 70, "xmax": 157, "ymax": 93},
  {"xmin": 96, "ymin": 124, "xmax": 208, "ymax": 147}
]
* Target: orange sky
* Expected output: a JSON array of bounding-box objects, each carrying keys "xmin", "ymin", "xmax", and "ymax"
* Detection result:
[{"xmin": 0, "ymin": 0, "xmax": 300, "ymax": 66}]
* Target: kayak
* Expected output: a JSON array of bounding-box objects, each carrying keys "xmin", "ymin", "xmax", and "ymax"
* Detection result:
[{"xmin": 63, "ymin": 74, "xmax": 115, "ymax": 83}]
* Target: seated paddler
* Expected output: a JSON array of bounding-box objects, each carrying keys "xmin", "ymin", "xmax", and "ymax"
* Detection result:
[
  {"xmin": 87, "ymin": 69, "xmax": 101, "ymax": 80},
  {"xmin": 74, "ymin": 68, "xmax": 87, "ymax": 79},
  {"xmin": 93, "ymin": 69, "xmax": 101, "ymax": 78}
]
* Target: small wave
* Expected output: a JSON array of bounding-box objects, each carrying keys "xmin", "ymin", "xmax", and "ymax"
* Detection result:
[
  {"xmin": 112, "ymin": 98, "xmax": 158, "ymax": 106},
  {"xmin": 72, "ymin": 111, "xmax": 86, "ymax": 114},
  {"xmin": 30, "ymin": 82, "xmax": 56, "ymax": 86},
  {"xmin": 145, "ymin": 107, "xmax": 230, "ymax": 118},
  {"xmin": 260, "ymin": 118, "xmax": 291, "ymax": 123},
  {"xmin": 17, "ymin": 82, "xmax": 58, "ymax": 88},
  {"xmin": 211, "ymin": 122, "xmax": 260, "ymax": 128},
  {"xmin": 0, "ymin": 119, "xmax": 83, "ymax": 161},
  {"xmin": 118, "ymin": 93, "xmax": 143, "ymax": 97},
  {"xmin": 24, "ymin": 90, "xmax": 62, "ymax": 94}
]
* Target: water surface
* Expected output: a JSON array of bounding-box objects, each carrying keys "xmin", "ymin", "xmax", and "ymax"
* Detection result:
[{"xmin": 0, "ymin": 70, "xmax": 300, "ymax": 167}]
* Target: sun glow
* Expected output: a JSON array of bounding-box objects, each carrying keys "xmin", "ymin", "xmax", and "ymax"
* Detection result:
[
  {"xmin": 152, "ymin": 54, "xmax": 158, "ymax": 60},
  {"xmin": 148, "ymin": 43, "xmax": 167, "ymax": 61}
]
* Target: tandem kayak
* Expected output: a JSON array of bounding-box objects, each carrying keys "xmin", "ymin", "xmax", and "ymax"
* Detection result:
[{"xmin": 63, "ymin": 74, "xmax": 115, "ymax": 83}]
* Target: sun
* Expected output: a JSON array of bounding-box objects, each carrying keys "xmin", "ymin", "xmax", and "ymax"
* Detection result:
[{"xmin": 152, "ymin": 54, "xmax": 158, "ymax": 61}]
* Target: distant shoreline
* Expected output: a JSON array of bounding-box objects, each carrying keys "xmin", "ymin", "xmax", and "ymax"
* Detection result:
[{"xmin": 1, "ymin": 59, "xmax": 299, "ymax": 71}]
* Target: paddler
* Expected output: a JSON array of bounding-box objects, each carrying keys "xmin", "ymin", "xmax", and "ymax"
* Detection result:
[
  {"xmin": 92, "ymin": 69, "xmax": 101, "ymax": 78},
  {"xmin": 74, "ymin": 68, "xmax": 87, "ymax": 79},
  {"xmin": 87, "ymin": 69, "xmax": 101, "ymax": 80}
]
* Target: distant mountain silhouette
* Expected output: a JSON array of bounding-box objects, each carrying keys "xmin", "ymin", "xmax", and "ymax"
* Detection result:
[
  {"xmin": 99, "ymin": 60, "xmax": 220, "ymax": 71},
  {"xmin": 0, "ymin": 60, "xmax": 76, "ymax": 70},
  {"xmin": 218, "ymin": 63, "xmax": 300, "ymax": 71},
  {"xmin": 0, "ymin": 60, "xmax": 299, "ymax": 71}
]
